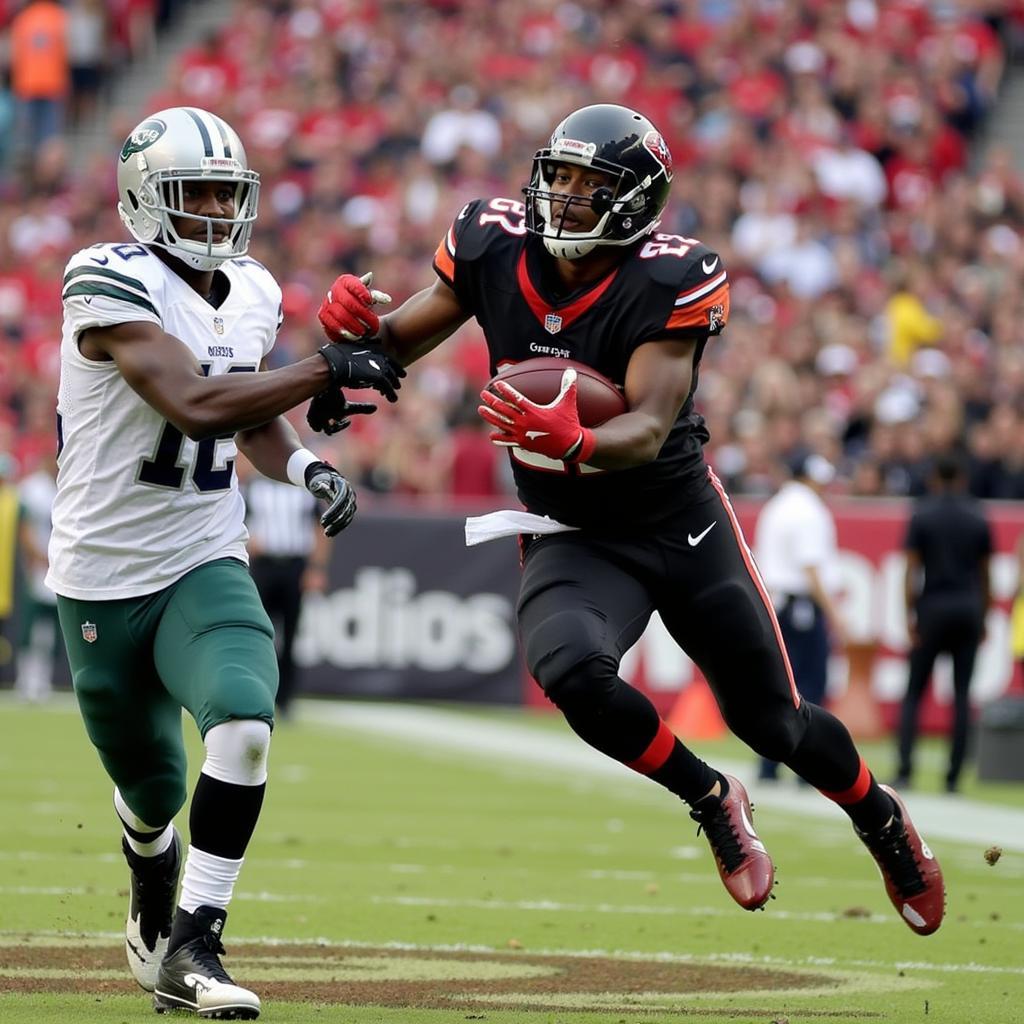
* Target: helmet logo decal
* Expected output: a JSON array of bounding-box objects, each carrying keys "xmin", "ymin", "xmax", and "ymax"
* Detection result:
[
  {"xmin": 642, "ymin": 130, "xmax": 673, "ymax": 180},
  {"xmin": 120, "ymin": 119, "xmax": 167, "ymax": 163},
  {"xmin": 551, "ymin": 138, "xmax": 597, "ymax": 163}
]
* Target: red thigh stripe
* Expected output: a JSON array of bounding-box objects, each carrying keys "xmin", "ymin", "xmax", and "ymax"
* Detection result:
[
  {"xmin": 819, "ymin": 756, "xmax": 872, "ymax": 805},
  {"xmin": 626, "ymin": 720, "xmax": 676, "ymax": 774},
  {"xmin": 706, "ymin": 468, "xmax": 800, "ymax": 708}
]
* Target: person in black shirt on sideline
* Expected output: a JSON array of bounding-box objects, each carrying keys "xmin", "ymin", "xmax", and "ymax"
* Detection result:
[
  {"xmin": 897, "ymin": 452, "xmax": 993, "ymax": 793},
  {"xmin": 312, "ymin": 103, "xmax": 945, "ymax": 934}
]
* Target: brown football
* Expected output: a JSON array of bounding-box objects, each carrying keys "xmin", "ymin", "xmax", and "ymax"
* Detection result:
[{"xmin": 487, "ymin": 358, "xmax": 627, "ymax": 427}]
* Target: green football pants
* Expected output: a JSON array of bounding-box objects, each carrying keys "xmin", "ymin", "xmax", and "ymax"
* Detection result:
[{"xmin": 57, "ymin": 558, "xmax": 277, "ymax": 826}]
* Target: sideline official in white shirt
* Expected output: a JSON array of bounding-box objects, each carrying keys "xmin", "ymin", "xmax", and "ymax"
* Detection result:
[{"xmin": 754, "ymin": 452, "xmax": 847, "ymax": 781}]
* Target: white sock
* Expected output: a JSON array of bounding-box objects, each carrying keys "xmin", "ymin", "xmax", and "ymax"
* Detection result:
[
  {"xmin": 178, "ymin": 846, "xmax": 244, "ymax": 914},
  {"xmin": 114, "ymin": 788, "xmax": 174, "ymax": 857}
]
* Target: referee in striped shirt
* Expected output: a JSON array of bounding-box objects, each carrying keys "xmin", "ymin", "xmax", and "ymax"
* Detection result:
[{"xmin": 242, "ymin": 465, "xmax": 330, "ymax": 717}]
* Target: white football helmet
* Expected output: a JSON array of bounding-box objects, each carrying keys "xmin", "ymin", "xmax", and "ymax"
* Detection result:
[{"xmin": 116, "ymin": 107, "xmax": 260, "ymax": 271}]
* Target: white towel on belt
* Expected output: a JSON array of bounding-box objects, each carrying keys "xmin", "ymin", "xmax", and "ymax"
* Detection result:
[{"xmin": 464, "ymin": 510, "xmax": 578, "ymax": 547}]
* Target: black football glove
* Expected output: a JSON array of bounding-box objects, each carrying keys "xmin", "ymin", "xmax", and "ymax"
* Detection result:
[
  {"xmin": 317, "ymin": 342, "xmax": 406, "ymax": 403},
  {"xmin": 304, "ymin": 460, "xmax": 357, "ymax": 537},
  {"xmin": 307, "ymin": 389, "xmax": 378, "ymax": 436}
]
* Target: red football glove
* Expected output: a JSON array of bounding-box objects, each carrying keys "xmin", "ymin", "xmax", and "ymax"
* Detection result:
[
  {"xmin": 318, "ymin": 271, "xmax": 392, "ymax": 342},
  {"xmin": 479, "ymin": 368, "xmax": 597, "ymax": 464}
]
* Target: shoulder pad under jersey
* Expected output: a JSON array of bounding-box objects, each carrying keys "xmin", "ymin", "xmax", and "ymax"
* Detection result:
[{"xmin": 635, "ymin": 234, "xmax": 730, "ymax": 336}]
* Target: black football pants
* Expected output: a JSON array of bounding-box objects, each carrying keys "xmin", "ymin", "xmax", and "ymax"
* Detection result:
[{"xmin": 517, "ymin": 470, "xmax": 812, "ymax": 767}]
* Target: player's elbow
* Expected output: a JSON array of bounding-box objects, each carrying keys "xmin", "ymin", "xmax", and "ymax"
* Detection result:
[
  {"xmin": 182, "ymin": 421, "xmax": 219, "ymax": 443},
  {"xmin": 598, "ymin": 430, "xmax": 663, "ymax": 470},
  {"xmin": 170, "ymin": 404, "xmax": 222, "ymax": 442},
  {"xmin": 170, "ymin": 385, "xmax": 240, "ymax": 441},
  {"xmin": 628, "ymin": 419, "xmax": 668, "ymax": 466}
]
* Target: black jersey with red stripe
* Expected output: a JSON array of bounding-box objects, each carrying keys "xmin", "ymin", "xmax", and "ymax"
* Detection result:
[{"xmin": 433, "ymin": 197, "xmax": 730, "ymax": 531}]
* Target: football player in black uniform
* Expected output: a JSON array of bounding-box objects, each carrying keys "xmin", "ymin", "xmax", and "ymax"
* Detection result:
[{"xmin": 313, "ymin": 104, "xmax": 945, "ymax": 933}]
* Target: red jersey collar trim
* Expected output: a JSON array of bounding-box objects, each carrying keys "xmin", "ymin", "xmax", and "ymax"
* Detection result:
[{"xmin": 516, "ymin": 249, "xmax": 619, "ymax": 332}]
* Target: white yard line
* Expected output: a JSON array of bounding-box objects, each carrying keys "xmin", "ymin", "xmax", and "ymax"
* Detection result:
[
  {"xmin": 368, "ymin": 893, "xmax": 1024, "ymax": 931},
  {"xmin": 3, "ymin": 930, "xmax": 1023, "ymax": 977},
  {"xmin": 0, "ymin": 885, "xmax": 313, "ymax": 903},
  {"xmin": 306, "ymin": 702, "xmax": 1024, "ymax": 852},
  {"xmin": 373, "ymin": 893, "xmax": 897, "ymax": 925}
]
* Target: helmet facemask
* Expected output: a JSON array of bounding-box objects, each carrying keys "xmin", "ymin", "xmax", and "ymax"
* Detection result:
[
  {"xmin": 526, "ymin": 154, "xmax": 656, "ymax": 259},
  {"xmin": 119, "ymin": 158, "xmax": 260, "ymax": 272}
]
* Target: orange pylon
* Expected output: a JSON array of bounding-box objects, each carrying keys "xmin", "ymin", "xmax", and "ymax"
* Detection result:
[{"xmin": 666, "ymin": 678, "xmax": 726, "ymax": 741}]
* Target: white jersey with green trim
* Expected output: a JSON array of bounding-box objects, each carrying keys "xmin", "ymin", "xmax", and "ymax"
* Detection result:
[{"xmin": 47, "ymin": 242, "xmax": 283, "ymax": 600}]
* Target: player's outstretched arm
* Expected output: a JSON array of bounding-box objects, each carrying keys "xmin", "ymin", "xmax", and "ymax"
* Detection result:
[
  {"xmin": 318, "ymin": 273, "xmax": 469, "ymax": 368},
  {"xmin": 235, "ymin": 366, "xmax": 316, "ymax": 483},
  {"xmin": 81, "ymin": 320, "xmax": 396, "ymax": 441}
]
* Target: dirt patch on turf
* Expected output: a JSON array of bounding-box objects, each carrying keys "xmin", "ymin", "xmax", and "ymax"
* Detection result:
[{"xmin": 0, "ymin": 943, "xmax": 879, "ymax": 1017}]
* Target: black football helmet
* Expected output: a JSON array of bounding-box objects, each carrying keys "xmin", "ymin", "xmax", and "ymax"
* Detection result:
[{"xmin": 523, "ymin": 104, "xmax": 673, "ymax": 260}]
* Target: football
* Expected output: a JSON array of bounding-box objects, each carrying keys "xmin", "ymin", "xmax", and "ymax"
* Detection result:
[{"xmin": 487, "ymin": 358, "xmax": 627, "ymax": 427}]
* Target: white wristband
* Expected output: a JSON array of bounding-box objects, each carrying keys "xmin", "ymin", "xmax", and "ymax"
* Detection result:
[{"xmin": 286, "ymin": 448, "xmax": 320, "ymax": 488}]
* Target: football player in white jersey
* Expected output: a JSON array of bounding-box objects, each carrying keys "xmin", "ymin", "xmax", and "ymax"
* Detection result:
[{"xmin": 48, "ymin": 107, "xmax": 404, "ymax": 1020}]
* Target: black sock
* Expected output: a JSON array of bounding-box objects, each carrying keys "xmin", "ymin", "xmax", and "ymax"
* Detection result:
[
  {"xmin": 167, "ymin": 908, "xmax": 200, "ymax": 955},
  {"xmin": 686, "ymin": 770, "xmax": 730, "ymax": 808},
  {"xmin": 650, "ymin": 746, "xmax": 721, "ymax": 807},
  {"xmin": 845, "ymin": 782, "xmax": 898, "ymax": 835},
  {"xmin": 167, "ymin": 905, "xmax": 227, "ymax": 956},
  {"xmin": 189, "ymin": 773, "xmax": 266, "ymax": 860}
]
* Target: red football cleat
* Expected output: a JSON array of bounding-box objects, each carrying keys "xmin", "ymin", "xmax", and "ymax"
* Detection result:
[
  {"xmin": 857, "ymin": 786, "xmax": 945, "ymax": 935},
  {"xmin": 690, "ymin": 775, "xmax": 775, "ymax": 911}
]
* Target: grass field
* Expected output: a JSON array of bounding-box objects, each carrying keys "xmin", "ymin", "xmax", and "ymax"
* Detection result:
[{"xmin": 1, "ymin": 694, "xmax": 1023, "ymax": 1023}]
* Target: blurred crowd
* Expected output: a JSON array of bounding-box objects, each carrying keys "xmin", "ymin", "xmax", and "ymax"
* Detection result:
[
  {"xmin": 2, "ymin": 0, "xmax": 1024, "ymax": 505},
  {"xmin": 0, "ymin": 1, "xmax": 192, "ymax": 161}
]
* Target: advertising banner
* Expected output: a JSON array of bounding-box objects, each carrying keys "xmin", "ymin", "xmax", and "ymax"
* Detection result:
[
  {"xmin": 295, "ymin": 499, "xmax": 1024, "ymax": 732},
  {"xmin": 293, "ymin": 509, "xmax": 522, "ymax": 703}
]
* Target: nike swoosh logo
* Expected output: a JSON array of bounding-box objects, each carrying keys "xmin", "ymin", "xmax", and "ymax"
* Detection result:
[
  {"xmin": 702, "ymin": 256, "xmax": 719, "ymax": 274},
  {"xmin": 90, "ymin": 255, "xmax": 110, "ymax": 265},
  {"xmin": 740, "ymin": 803, "xmax": 767, "ymax": 852},
  {"xmin": 525, "ymin": 430, "xmax": 550, "ymax": 440},
  {"xmin": 687, "ymin": 521, "xmax": 717, "ymax": 547}
]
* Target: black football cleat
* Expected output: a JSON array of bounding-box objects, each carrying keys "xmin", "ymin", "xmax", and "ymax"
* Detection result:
[
  {"xmin": 857, "ymin": 785, "xmax": 945, "ymax": 935},
  {"xmin": 690, "ymin": 774, "xmax": 775, "ymax": 910},
  {"xmin": 153, "ymin": 906, "xmax": 260, "ymax": 1019},
  {"xmin": 123, "ymin": 828, "xmax": 182, "ymax": 991}
]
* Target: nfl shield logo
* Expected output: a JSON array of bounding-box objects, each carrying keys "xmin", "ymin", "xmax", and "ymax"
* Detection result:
[
  {"xmin": 213, "ymin": 316, "xmax": 225, "ymax": 335},
  {"xmin": 544, "ymin": 313, "xmax": 563, "ymax": 335},
  {"xmin": 81, "ymin": 621, "xmax": 97, "ymax": 644}
]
